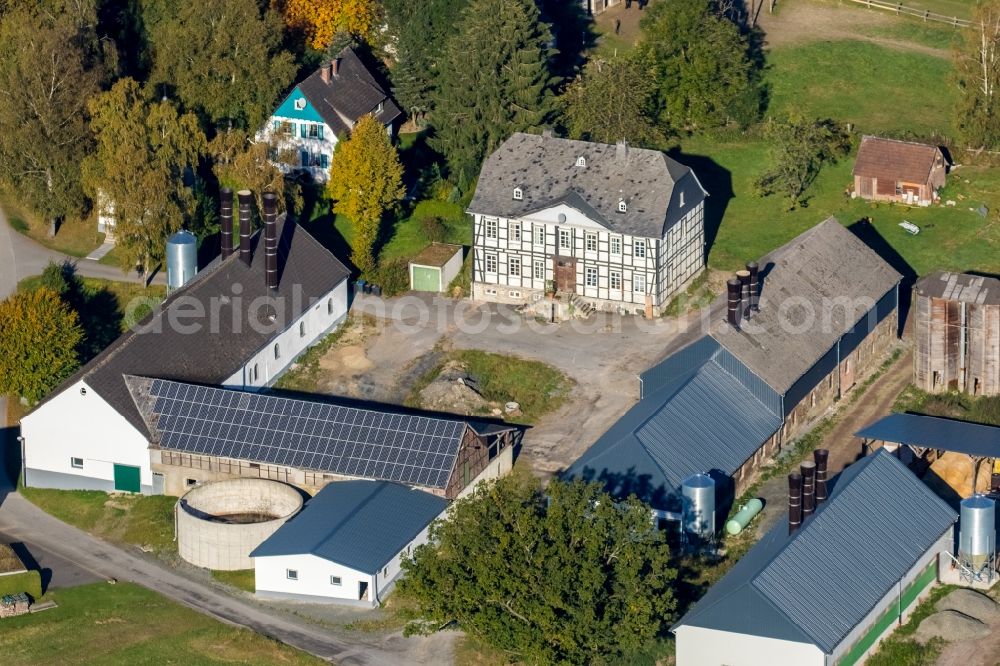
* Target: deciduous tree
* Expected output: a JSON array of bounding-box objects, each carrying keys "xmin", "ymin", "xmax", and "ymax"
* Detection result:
[
  {"xmin": 277, "ymin": 0, "xmax": 381, "ymax": 50},
  {"xmin": 432, "ymin": 0, "xmax": 557, "ymax": 186},
  {"xmin": 209, "ymin": 131, "xmax": 292, "ymax": 214},
  {"xmin": 397, "ymin": 475, "xmax": 677, "ymax": 665},
  {"xmin": 83, "ymin": 78, "xmax": 207, "ymax": 278},
  {"xmin": 754, "ymin": 117, "xmax": 850, "ymax": 209},
  {"xmin": 326, "ymin": 115, "xmax": 405, "ymax": 273},
  {"xmin": 956, "ymin": 0, "xmax": 1000, "ymax": 149},
  {"xmin": 0, "ymin": 288, "xmax": 83, "ymax": 403}
]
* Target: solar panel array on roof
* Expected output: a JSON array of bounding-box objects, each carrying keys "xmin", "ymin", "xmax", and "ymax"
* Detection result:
[{"xmin": 144, "ymin": 378, "xmax": 466, "ymax": 489}]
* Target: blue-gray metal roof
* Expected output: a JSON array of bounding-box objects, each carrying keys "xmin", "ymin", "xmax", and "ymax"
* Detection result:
[
  {"xmin": 673, "ymin": 450, "xmax": 957, "ymax": 653},
  {"xmin": 565, "ymin": 344, "xmax": 782, "ymax": 507},
  {"xmin": 855, "ymin": 413, "xmax": 1000, "ymax": 458},
  {"xmin": 250, "ymin": 481, "xmax": 448, "ymax": 574}
]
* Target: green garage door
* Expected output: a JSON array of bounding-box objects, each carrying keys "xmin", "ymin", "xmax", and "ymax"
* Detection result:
[
  {"xmin": 412, "ymin": 266, "xmax": 441, "ymax": 292},
  {"xmin": 113, "ymin": 464, "xmax": 141, "ymax": 493}
]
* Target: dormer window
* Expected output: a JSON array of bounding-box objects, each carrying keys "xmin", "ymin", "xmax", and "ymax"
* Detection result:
[
  {"xmin": 513, "ymin": 187, "xmax": 523, "ymax": 201},
  {"xmin": 294, "ymin": 98, "xmax": 306, "ymax": 111},
  {"xmin": 576, "ymin": 156, "xmax": 586, "ymax": 168},
  {"xmin": 617, "ymin": 199, "xmax": 627, "ymax": 213}
]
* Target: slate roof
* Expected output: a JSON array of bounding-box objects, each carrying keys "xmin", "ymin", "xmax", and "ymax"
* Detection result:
[
  {"xmin": 250, "ymin": 480, "xmax": 448, "ymax": 574},
  {"xmin": 564, "ymin": 338, "xmax": 782, "ymax": 507},
  {"xmin": 853, "ymin": 136, "xmax": 942, "ymax": 184},
  {"xmin": 295, "ymin": 47, "xmax": 402, "ymax": 135},
  {"xmin": 710, "ymin": 218, "xmax": 901, "ymax": 394},
  {"xmin": 26, "ymin": 215, "xmax": 351, "ymax": 438},
  {"xmin": 673, "ymin": 450, "xmax": 957, "ymax": 653},
  {"xmin": 856, "ymin": 413, "xmax": 1000, "ymax": 459},
  {"xmin": 915, "ymin": 271, "xmax": 1000, "ymax": 306},
  {"xmin": 468, "ymin": 132, "xmax": 707, "ymax": 238}
]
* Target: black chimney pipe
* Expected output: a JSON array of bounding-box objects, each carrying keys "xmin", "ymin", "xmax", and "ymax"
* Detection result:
[
  {"xmin": 814, "ymin": 449, "xmax": 829, "ymax": 505},
  {"xmin": 237, "ymin": 189, "xmax": 253, "ymax": 266},
  {"xmin": 747, "ymin": 261, "xmax": 760, "ymax": 313},
  {"xmin": 220, "ymin": 187, "xmax": 234, "ymax": 259},
  {"xmin": 263, "ymin": 192, "xmax": 278, "ymax": 291},
  {"xmin": 788, "ymin": 472, "xmax": 803, "ymax": 535},
  {"xmin": 726, "ymin": 278, "xmax": 741, "ymax": 329},
  {"xmin": 736, "ymin": 269, "xmax": 751, "ymax": 320},
  {"xmin": 801, "ymin": 460, "xmax": 817, "ymax": 519}
]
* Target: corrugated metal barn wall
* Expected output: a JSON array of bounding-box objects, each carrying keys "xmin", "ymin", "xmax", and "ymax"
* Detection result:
[
  {"xmin": 713, "ymin": 346, "xmax": 783, "ymax": 417},
  {"xmin": 639, "ymin": 336, "xmax": 718, "ymax": 398}
]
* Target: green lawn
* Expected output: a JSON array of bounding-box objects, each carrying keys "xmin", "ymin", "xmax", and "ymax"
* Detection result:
[
  {"xmin": 0, "ymin": 582, "xmax": 321, "ymax": 665},
  {"xmin": 211, "ymin": 569, "xmax": 256, "ymax": 594},
  {"xmin": 899, "ymin": 0, "xmax": 974, "ymax": 20},
  {"xmin": 0, "ymin": 189, "xmax": 103, "ymax": 258}
]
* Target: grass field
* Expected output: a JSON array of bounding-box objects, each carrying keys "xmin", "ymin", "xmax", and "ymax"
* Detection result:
[
  {"xmin": 0, "ymin": 189, "xmax": 102, "ymax": 258},
  {"xmin": 0, "ymin": 582, "xmax": 321, "ymax": 665},
  {"xmin": 900, "ymin": 0, "xmax": 974, "ymax": 20},
  {"xmin": 211, "ymin": 569, "xmax": 256, "ymax": 593}
]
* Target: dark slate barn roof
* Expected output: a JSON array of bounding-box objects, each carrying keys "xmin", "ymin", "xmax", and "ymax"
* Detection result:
[
  {"xmin": 673, "ymin": 450, "xmax": 957, "ymax": 653},
  {"xmin": 126, "ymin": 377, "xmax": 493, "ymax": 491},
  {"xmin": 856, "ymin": 413, "xmax": 1000, "ymax": 459},
  {"xmin": 251, "ymin": 480, "xmax": 447, "ymax": 574},
  {"xmin": 28, "ymin": 216, "xmax": 351, "ymax": 438},
  {"xmin": 295, "ymin": 47, "xmax": 401, "ymax": 135},
  {"xmin": 915, "ymin": 271, "xmax": 1000, "ymax": 306},
  {"xmin": 468, "ymin": 132, "xmax": 706, "ymax": 238},
  {"xmin": 853, "ymin": 136, "xmax": 943, "ymax": 184},
  {"xmin": 565, "ymin": 338, "xmax": 782, "ymax": 507},
  {"xmin": 710, "ymin": 218, "xmax": 901, "ymax": 394}
]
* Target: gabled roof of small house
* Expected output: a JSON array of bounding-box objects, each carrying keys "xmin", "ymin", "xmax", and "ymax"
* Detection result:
[
  {"xmin": 24, "ymin": 216, "xmax": 351, "ymax": 438},
  {"xmin": 250, "ymin": 480, "xmax": 448, "ymax": 574},
  {"xmin": 915, "ymin": 271, "xmax": 1000, "ymax": 306},
  {"xmin": 709, "ymin": 218, "xmax": 901, "ymax": 394},
  {"xmin": 293, "ymin": 47, "xmax": 402, "ymax": 136},
  {"xmin": 852, "ymin": 136, "xmax": 943, "ymax": 184},
  {"xmin": 672, "ymin": 450, "xmax": 957, "ymax": 653},
  {"xmin": 468, "ymin": 132, "xmax": 706, "ymax": 238}
]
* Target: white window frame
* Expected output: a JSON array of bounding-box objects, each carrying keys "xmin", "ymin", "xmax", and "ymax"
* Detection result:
[
  {"xmin": 585, "ymin": 266, "xmax": 598, "ymax": 287},
  {"xmin": 513, "ymin": 187, "xmax": 523, "ymax": 201},
  {"xmin": 633, "ymin": 273, "xmax": 647, "ymax": 294},
  {"xmin": 484, "ymin": 217, "xmax": 498, "ymax": 239},
  {"xmin": 618, "ymin": 199, "xmax": 627, "ymax": 213},
  {"xmin": 508, "ymin": 256, "xmax": 521, "ymax": 277},
  {"xmin": 533, "ymin": 259, "xmax": 545, "ymax": 280},
  {"xmin": 533, "ymin": 225, "xmax": 545, "ymax": 246},
  {"xmin": 558, "ymin": 228, "xmax": 571, "ymax": 251},
  {"xmin": 286, "ymin": 569, "xmax": 298, "ymax": 580},
  {"xmin": 70, "ymin": 457, "xmax": 84, "ymax": 469},
  {"xmin": 510, "ymin": 222, "xmax": 521, "ymax": 242},
  {"xmin": 294, "ymin": 98, "xmax": 306, "ymax": 110},
  {"xmin": 576, "ymin": 156, "xmax": 586, "ymax": 167},
  {"xmin": 330, "ymin": 576, "xmax": 342, "ymax": 586},
  {"xmin": 610, "ymin": 236, "xmax": 622, "ymax": 255},
  {"xmin": 634, "ymin": 239, "xmax": 646, "ymax": 259},
  {"xmin": 610, "ymin": 270, "xmax": 622, "ymax": 291},
  {"xmin": 585, "ymin": 232, "xmax": 597, "ymax": 252},
  {"xmin": 485, "ymin": 253, "xmax": 498, "ymax": 274}
]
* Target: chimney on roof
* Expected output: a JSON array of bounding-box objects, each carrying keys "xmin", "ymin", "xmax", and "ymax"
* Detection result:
[
  {"xmin": 814, "ymin": 449, "xmax": 829, "ymax": 505},
  {"xmin": 747, "ymin": 261, "xmax": 760, "ymax": 314},
  {"xmin": 616, "ymin": 139, "xmax": 628, "ymax": 164},
  {"xmin": 736, "ymin": 269, "xmax": 751, "ymax": 321},
  {"xmin": 332, "ymin": 57, "xmax": 341, "ymax": 78},
  {"xmin": 237, "ymin": 189, "xmax": 253, "ymax": 266},
  {"xmin": 263, "ymin": 192, "xmax": 278, "ymax": 291},
  {"xmin": 726, "ymin": 278, "xmax": 741, "ymax": 329},
  {"xmin": 320, "ymin": 61, "xmax": 332, "ymax": 84},
  {"xmin": 220, "ymin": 187, "xmax": 234, "ymax": 260},
  {"xmin": 788, "ymin": 472, "xmax": 803, "ymax": 535},
  {"xmin": 801, "ymin": 460, "xmax": 817, "ymax": 520}
]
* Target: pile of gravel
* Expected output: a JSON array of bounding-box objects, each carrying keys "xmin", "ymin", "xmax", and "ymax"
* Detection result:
[
  {"xmin": 914, "ymin": 610, "xmax": 990, "ymax": 644},
  {"xmin": 934, "ymin": 589, "xmax": 1000, "ymax": 623}
]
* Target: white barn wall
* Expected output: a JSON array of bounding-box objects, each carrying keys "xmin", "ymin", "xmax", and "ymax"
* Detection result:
[
  {"xmin": 21, "ymin": 380, "xmax": 153, "ymax": 492},
  {"xmin": 674, "ymin": 626, "xmax": 825, "ymax": 666}
]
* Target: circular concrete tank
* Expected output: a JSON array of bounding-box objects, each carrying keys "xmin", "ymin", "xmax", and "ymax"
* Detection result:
[{"xmin": 176, "ymin": 478, "xmax": 303, "ymax": 571}]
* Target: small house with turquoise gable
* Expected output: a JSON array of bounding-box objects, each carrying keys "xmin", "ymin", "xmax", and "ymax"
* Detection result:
[{"xmin": 258, "ymin": 46, "xmax": 402, "ymax": 183}]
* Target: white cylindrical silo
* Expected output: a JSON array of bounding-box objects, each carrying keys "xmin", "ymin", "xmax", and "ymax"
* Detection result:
[
  {"xmin": 960, "ymin": 495, "xmax": 996, "ymax": 572},
  {"xmin": 682, "ymin": 473, "xmax": 716, "ymax": 542},
  {"xmin": 166, "ymin": 230, "xmax": 198, "ymax": 290}
]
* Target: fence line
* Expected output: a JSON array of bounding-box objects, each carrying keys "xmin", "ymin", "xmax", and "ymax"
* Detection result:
[{"xmin": 845, "ymin": 0, "xmax": 972, "ymax": 28}]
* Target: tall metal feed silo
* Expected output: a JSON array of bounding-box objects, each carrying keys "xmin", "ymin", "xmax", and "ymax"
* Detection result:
[
  {"xmin": 959, "ymin": 495, "xmax": 996, "ymax": 582},
  {"xmin": 166, "ymin": 230, "xmax": 198, "ymax": 291},
  {"xmin": 681, "ymin": 474, "xmax": 716, "ymax": 543}
]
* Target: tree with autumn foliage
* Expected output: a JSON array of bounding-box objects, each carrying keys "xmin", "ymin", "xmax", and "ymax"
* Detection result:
[
  {"xmin": 0, "ymin": 288, "xmax": 83, "ymax": 403},
  {"xmin": 326, "ymin": 115, "xmax": 405, "ymax": 274},
  {"xmin": 277, "ymin": 0, "xmax": 381, "ymax": 50},
  {"xmin": 210, "ymin": 130, "xmax": 294, "ymax": 214}
]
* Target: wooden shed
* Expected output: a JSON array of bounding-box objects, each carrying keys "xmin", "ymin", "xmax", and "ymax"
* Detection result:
[
  {"xmin": 409, "ymin": 243, "xmax": 464, "ymax": 293},
  {"xmin": 853, "ymin": 136, "xmax": 947, "ymax": 206}
]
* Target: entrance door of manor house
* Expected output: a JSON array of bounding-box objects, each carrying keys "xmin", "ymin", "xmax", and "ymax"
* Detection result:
[{"xmin": 554, "ymin": 257, "xmax": 576, "ymax": 293}]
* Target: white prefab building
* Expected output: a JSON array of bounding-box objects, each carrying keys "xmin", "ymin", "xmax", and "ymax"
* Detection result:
[
  {"xmin": 673, "ymin": 451, "xmax": 957, "ymax": 666},
  {"xmin": 252, "ymin": 481, "xmax": 448, "ymax": 606},
  {"xmin": 468, "ymin": 132, "xmax": 707, "ymax": 314}
]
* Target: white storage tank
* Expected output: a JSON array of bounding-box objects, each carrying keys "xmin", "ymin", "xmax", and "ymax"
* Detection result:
[
  {"xmin": 682, "ymin": 473, "xmax": 716, "ymax": 542},
  {"xmin": 166, "ymin": 230, "xmax": 198, "ymax": 290},
  {"xmin": 959, "ymin": 495, "xmax": 996, "ymax": 573}
]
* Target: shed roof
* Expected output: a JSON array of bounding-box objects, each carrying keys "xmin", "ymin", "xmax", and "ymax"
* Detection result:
[
  {"xmin": 915, "ymin": 271, "xmax": 1000, "ymax": 306},
  {"xmin": 250, "ymin": 481, "xmax": 447, "ymax": 574},
  {"xmin": 468, "ymin": 132, "xmax": 706, "ymax": 238},
  {"xmin": 673, "ymin": 450, "xmax": 957, "ymax": 653},
  {"xmin": 855, "ymin": 413, "xmax": 1000, "ymax": 458},
  {"xmin": 410, "ymin": 243, "xmax": 463, "ymax": 268},
  {"xmin": 710, "ymin": 218, "xmax": 901, "ymax": 394},
  {"xmin": 853, "ymin": 136, "xmax": 942, "ymax": 184},
  {"xmin": 24, "ymin": 216, "xmax": 351, "ymax": 438}
]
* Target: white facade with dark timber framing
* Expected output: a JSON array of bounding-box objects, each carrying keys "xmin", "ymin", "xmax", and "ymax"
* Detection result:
[{"xmin": 468, "ymin": 132, "xmax": 707, "ymax": 313}]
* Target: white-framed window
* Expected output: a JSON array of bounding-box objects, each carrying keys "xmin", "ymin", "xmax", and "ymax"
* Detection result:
[
  {"xmin": 610, "ymin": 236, "xmax": 621, "ymax": 255},
  {"xmin": 610, "ymin": 270, "xmax": 622, "ymax": 291},
  {"xmin": 634, "ymin": 239, "xmax": 646, "ymax": 259},
  {"xmin": 299, "ymin": 321, "xmax": 306, "ymax": 337},
  {"xmin": 585, "ymin": 232, "xmax": 597, "ymax": 252},
  {"xmin": 576, "ymin": 156, "xmax": 586, "ymax": 167},
  {"xmin": 618, "ymin": 199, "xmax": 627, "ymax": 213},
  {"xmin": 513, "ymin": 187, "xmax": 523, "ymax": 201},
  {"xmin": 484, "ymin": 217, "xmax": 498, "ymax": 239},
  {"xmin": 509, "ymin": 290, "xmax": 521, "ymax": 298},
  {"xmin": 510, "ymin": 222, "xmax": 521, "ymax": 242},
  {"xmin": 558, "ymin": 228, "xmax": 571, "ymax": 250},
  {"xmin": 508, "ymin": 256, "xmax": 521, "ymax": 277},
  {"xmin": 533, "ymin": 224, "xmax": 545, "ymax": 246},
  {"xmin": 585, "ymin": 266, "xmax": 598, "ymax": 287},
  {"xmin": 533, "ymin": 259, "xmax": 545, "ymax": 280},
  {"xmin": 330, "ymin": 576, "xmax": 342, "ymax": 586},
  {"xmin": 70, "ymin": 457, "xmax": 83, "ymax": 469},
  {"xmin": 485, "ymin": 253, "xmax": 498, "ymax": 274},
  {"xmin": 307, "ymin": 123, "xmax": 323, "ymax": 139},
  {"xmin": 294, "ymin": 98, "xmax": 306, "ymax": 110},
  {"xmin": 633, "ymin": 273, "xmax": 647, "ymax": 293},
  {"xmin": 286, "ymin": 569, "xmax": 298, "ymax": 580}
]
